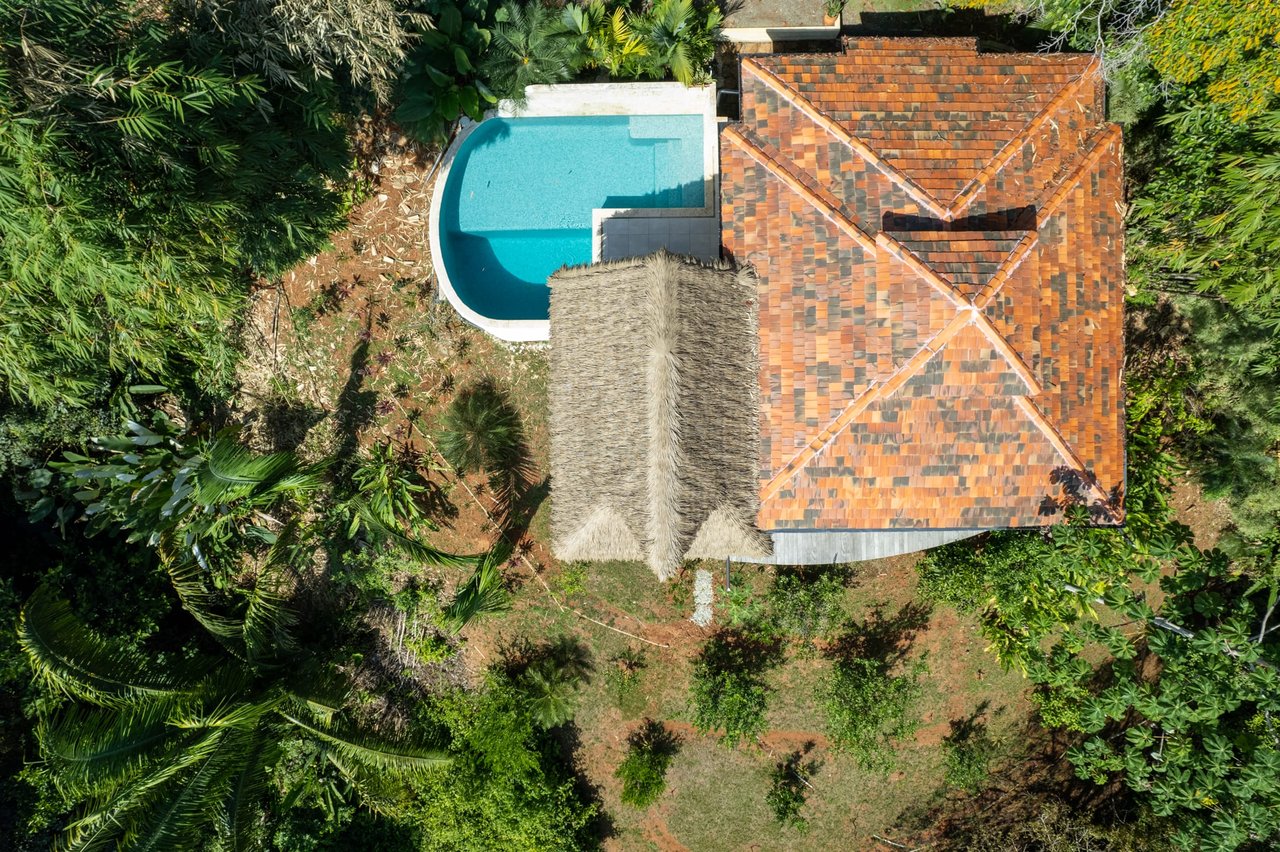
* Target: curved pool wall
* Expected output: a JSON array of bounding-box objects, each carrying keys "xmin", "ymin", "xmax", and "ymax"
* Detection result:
[{"xmin": 429, "ymin": 83, "xmax": 718, "ymax": 342}]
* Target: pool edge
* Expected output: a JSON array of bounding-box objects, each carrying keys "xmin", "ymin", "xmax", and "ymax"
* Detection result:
[{"xmin": 428, "ymin": 83, "xmax": 719, "ymax": 344}]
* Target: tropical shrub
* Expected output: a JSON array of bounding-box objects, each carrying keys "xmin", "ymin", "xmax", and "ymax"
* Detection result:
[
  {"xmin": 178, "ymin": 0, "xmax": 430, "ymax": 104},
  {"xmin": 509, "ymin": 637, "xmax": 593, "ymax": 728},
  {"xmin": 917, "ymin": 519, "xmax": 1136, "ymax": 670},
  {"xmin": 689, "ymin": 628, "xmax": 779, "ymax": 747},
  {"xmin": 820, "ymin": 656, "xmax": 926, "ymax": 772},
  {"xmin": 766, "ymin": 566, "xmax": 849, "ymax": 643},
  {"xmin": 1147, "ymin": 0, "xmax": 1280, "ymax": 122},
  {"xmin": 563, "ymin": 0, "xmax": 649, "ymax": 77},
  {"xmin": 0, "ymin": 0, "xmax": 352, "ymax": 409},
  {"xmin": 437, "ymin": 378, "xmax": 534, "ymax": 518},
  {"xmin": 419, "ymin": 672, "xmax": 600, "ymax": 850},
  {"xmin": 632, "ymin": 0, "xmax": 722, "ymax": 85},
  {"xmin": 396, "ymin": 0, "xmax": 498, "ymax": 141},
  {"xmin": 615, "ymin": 719, "xmax": 680, "ymax": 807}
]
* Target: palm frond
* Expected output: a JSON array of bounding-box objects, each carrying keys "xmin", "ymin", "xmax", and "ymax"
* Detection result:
[
  {"xmin": 41, "ymin": 701, "xmax": 183, "ymax": 799},
  {"xmin": 279, "ymin": 709, "xmax": 451, "ymax": 776},
  {"xmin": 193, "ymin": 430, "xmax": 327, "ymax": 507},
  {"xmin": 346, "ymin": 496, "xmax": 478, "ymax": 568},
  {"xmin": 60, "ymin": 726, "xmax": 232, "ymax": 852},
  {"xmin": 123, "ymin": 727, "xmax": 250, "ymax": 852},
  {"xmin": 20, "ymin": 587, "xmax": 198, "ymax": 705},
  {"xmin": 240, "ymin": 579, "xmax": 298, "ymax": 664},
  {"xmin": 441, "ymin": 548, "xmax": 511, "ymax": 634},
  {"xmin": 217, "ymin": 728, "xmax": 276, "ymax": 852},
  {"xmin": 165, "ymin": 561, "xmax": 244, "ymax": 645}
]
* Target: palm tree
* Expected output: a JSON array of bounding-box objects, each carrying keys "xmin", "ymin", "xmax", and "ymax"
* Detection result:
[
  {"xmin": 480, "ymin": 2, "xmax": 577, "ymax": 103},
  {"xmin": 437, "ymin": 379, "xmax": 534, "ymax": 521},
  {"xmin": 20, "ymin": 584, "xmax": 449, "ymax": 851}
]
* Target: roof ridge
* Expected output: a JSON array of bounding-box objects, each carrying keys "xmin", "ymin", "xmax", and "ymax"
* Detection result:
[
  {"xmin": 874, "ymin": 232, "xmax": 967, "ymax": 308},
  {"xmin": 725, "ymin": 125, "xmax": 971, "ymax": 311},
  {"xmin": 722, "ymin": 125, "xmax": 878, "ymax": 254},
  {"xmin": 971, "ymin": 309, "xmax": 1044, "ymax": 395},
  {"xmin": 947, "ymin": 55, "xmax": 1102, "ymax": 215},
  {"xmin": 740, "ymin": 58, "xmax": 950, "ymax": 217},
  {"xmin": 973, "ymin": 232, "xmax": 1040, "ymax": 308},
  {"xmin": 1034, "ymin": 123, "xmax": 1123, "ymax": 227},
  {"xmin": 760, "ymin": 311, "xmax": 973, "ymax": 503}
]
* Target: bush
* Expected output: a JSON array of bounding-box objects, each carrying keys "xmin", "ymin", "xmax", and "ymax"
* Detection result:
[
  {"xmin": 765, "ymin": 749, "xmax": 819, "ymax": 831},
  {"xmin": 615, "ymin": 720, "xmax": 680, "ymax": 808},
  {"xmin": 689, "ymin": 629, "xmax": 780, "ymax": 747},
  {"xmin": 606, "ymin": 646, "xmax": 646, "ymax": 711},
  {"xmin": 821, "ymin": 657, "xmax": 926, "ymax": 772},
  {"xmin": 942, "ymin": 715, "xmax": 999, "ymax": 793},
  {"xmin": 766, "ymin": 567, "xmax": 849, "ymax": 643}
]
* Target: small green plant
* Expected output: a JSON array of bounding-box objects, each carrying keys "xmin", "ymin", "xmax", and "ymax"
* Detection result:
[
  {"xmin": 942, "ymin": 713, "xmax": 999, "ymax": 793},
  {"xmin": 615, "ymin": 719, "xmax": 680, "ymax": 808},
  {"xmin": 766, "ymin": 567, "xmax": 850, "ymax": 643},
  {"xmin": 554, "ymin": 561, "xmax": 589, "ymax": 602},
  {"xmin": 606, "ymin": 646, "xmax": 647, "ymax": 711},
  {"xmin": 407, "ymin": 632, "xmax": 454, "ymax": 666},
  {"xmin": 725, "ymin": 582, "xmax": 767, "ymax": 628},
  {"xmin": 821, "ymin": 656, "xmax": 927, "ymax": 772},
  {"xmin": 766, "ymin": 749, "xmax": 820, "ymax": 830},
  {"xmin": 689, "ymin": 629, "xmax": 780, "ymax": 747}
]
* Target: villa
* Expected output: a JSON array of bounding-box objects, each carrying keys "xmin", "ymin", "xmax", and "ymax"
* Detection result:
[{"xmin": 431, "ymin": 37, "xmax": 1125, "ymax": 578}]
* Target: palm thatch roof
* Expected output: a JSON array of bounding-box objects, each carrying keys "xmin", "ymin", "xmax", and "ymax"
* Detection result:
[{"xmin": 549, "ymin": 250, "xmax": 770, "ymax": 580}]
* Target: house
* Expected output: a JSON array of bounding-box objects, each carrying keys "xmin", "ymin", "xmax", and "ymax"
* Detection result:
[{"xmin": 550, "ymin": 37, "xmax": 1125, "ymax": 577}]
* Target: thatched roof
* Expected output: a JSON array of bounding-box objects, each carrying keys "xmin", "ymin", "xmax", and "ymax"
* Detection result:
[{"xmin": 549, "ymin": 250, "xmax": 769, "ymax": 580}]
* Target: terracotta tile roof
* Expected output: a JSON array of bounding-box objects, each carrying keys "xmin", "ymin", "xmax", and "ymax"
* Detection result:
[{"xmin": 721, "ymin": 37, "xmax": 1125, "ymax": 532}]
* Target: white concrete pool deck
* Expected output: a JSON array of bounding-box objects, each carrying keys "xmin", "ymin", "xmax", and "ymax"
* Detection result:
[{"xmin": 428, "ymin": 82, "xmax": 720, "ymax": 343}]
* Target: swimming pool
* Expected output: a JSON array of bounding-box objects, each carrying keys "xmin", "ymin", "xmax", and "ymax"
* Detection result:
[{"xmin": 432, "ymin": 109, "xmax": 708, "ymax": 337}]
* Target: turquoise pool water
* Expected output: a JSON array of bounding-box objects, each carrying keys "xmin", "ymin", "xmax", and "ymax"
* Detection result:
[{"xmin": 438, "ymin": 114, "xmax": 705, "ymax": 321}]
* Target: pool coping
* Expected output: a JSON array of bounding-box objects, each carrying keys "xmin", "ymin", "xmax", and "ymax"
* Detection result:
[{"xmin": 428, "ymin": 82, "xmax": 719, "ymax": 343}]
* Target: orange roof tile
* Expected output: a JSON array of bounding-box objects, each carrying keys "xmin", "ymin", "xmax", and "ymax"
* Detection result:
[{"xmin": 721, "ymin": 37, "xmax": 1125, "ymax": 532}]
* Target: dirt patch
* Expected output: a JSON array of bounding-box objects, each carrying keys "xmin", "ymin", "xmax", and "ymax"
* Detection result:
[{"xmin": 1169, "ymin": 475, "xmax": 1233, "ymax": 548}]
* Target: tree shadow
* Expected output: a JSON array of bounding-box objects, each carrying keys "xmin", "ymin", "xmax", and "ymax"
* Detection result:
[
  {"xmin": 500, "ymin": 633, "xmax": 595, "ymax": 684},
  {"xmin": 699, "ymin": 625, "xmax": 786, "ymax": 675},
  {"xmin": 547, "ymin": 720, "xmax": 616, "ymax": 846},
  {"xmin": 333, "ymin": 309, "xmax": 377, "ymax": 479},
  {"xmin": 628, "ymin": 718, "xmax": 682, "ymax": 757},
  {"xmin": 504, "ymin": 475, "xmax": 550, "ymax": 542},
  {"xmin": 773, "ymin": 561, "xmax": 858, "ymax": 587},
  {"xmin": 768, "ymin": 742, "xmax": 823, "ymax": 828},
  {"xmin": 825, "ymin": 601, "xmax": 933, "ymax": 667},
  {"xmin": 257, "ymin": 398, "xmax": 328, "ymax": 452},
  {"xmin": 945, "ymin": 699, "xmax": 994, "ymax": 747}
]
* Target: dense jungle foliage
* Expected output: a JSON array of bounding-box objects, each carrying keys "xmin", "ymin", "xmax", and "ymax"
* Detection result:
[{"xmin": 0, "ymin": 0, "xmax": 1278, "ymax": 849}]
